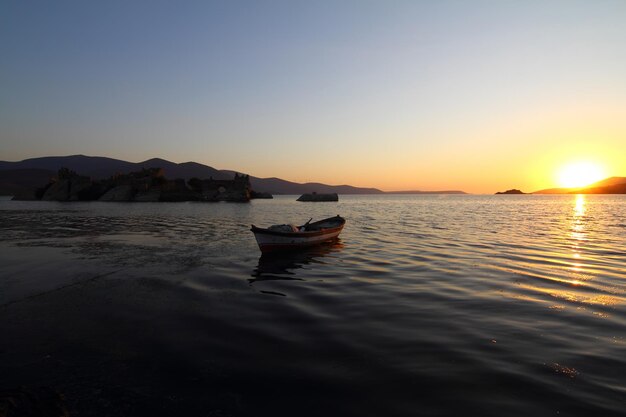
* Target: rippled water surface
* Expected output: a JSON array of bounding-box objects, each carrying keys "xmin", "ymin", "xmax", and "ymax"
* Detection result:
[{"xmin": 1, "ymin": 195, "xmax": 625, "ymax": 416}]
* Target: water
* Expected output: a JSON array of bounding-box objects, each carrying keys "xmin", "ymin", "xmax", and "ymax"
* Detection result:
[{"xmin": 1, "ymin": 195, "xmax": 625, "ymax": 416}]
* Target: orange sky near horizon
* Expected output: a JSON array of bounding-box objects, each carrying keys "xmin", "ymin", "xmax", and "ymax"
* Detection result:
[
  {"xmin": 3, "ymin": 97, "xmax": 623, "ymax": 194},
  {"xmin": 204, "ymin": 100, "xmax": 626, "ymax": 194}
]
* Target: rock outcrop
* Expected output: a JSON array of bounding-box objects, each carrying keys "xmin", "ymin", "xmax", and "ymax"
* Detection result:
[
  {"xmin": 99, "ymin": 185, "xmax": 135, "ymax": 201},
  {"xmin": 17, "ymin": 167, "xmax": 255, "ymax": 202},
  {"xmin": 495, "ymin": 189, "xmax": 525, "ymax": 195},
  {"xmin": 189, "ymin": 173, "xmax": 251, "ymax": 202},
  {"xmin": 297, "ymin": 192, "xmax": 339, "ymax": 202},
  {"xmin": 40, "ymin": 169, "xmax": 94, "ymax": 201}
]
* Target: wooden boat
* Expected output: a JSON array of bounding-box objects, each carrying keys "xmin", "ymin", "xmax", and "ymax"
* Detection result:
[{"xmin": 251, "ymin": 215, "xmax": 346, "ymax": 253}]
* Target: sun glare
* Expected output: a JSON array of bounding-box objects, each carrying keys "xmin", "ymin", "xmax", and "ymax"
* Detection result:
[{"xmin": 556, "ymin": 161, "xmax": 606, "ymax": 188}]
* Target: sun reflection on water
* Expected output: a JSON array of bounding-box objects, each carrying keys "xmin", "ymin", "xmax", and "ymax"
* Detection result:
[
  {"xmin": 567, "ymin": 195, "xmax": 588, "ymax": 285},
  {"xmin": 573, "ymin": 194, "xmax": 586, "ymax": 217}
]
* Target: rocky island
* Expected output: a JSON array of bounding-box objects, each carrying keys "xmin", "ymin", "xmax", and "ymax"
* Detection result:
[
  {"xmin": 297, "ymin": 192, "xmax": 339, "ymax": 202},
  {"xmin": 495, "ymin": 189, "xmax": 525, "ymax": 195},
  {"xmin": 15, "ymin": 167, "xmax": 266, "ymax": 202}
]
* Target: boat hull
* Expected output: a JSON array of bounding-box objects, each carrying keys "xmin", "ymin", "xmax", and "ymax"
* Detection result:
[{"xmin": 251, "ymin": 216, "xmax": 345, "ymax": 253}]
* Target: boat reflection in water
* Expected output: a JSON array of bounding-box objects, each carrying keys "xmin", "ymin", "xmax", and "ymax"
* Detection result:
[{"xmin": 250, "ymin": 239, "xmax": 344, "ymax": 283}]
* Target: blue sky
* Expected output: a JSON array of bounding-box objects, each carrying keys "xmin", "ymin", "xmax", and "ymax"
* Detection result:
[{"xmin": 1, "ymin": 1, "xmax": 625, "ymax": 192}]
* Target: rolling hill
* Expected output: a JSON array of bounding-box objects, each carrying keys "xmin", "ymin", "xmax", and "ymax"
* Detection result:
[{"xmin": 533, "ymin": 177, "xmax": 626, "ymax": 194}]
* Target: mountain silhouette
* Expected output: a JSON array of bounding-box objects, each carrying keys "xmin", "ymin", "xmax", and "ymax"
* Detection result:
[
  {"xmin": 533, "ymin": 177, "xmax": 626, "ymax": 194},
  {"xmin": 0, "ymin": 155, "xmax": 384, "ymax": 195}
]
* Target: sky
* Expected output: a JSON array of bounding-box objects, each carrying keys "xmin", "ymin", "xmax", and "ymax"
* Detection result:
[{"xmin": 1, "ymin": 0, "xmax": 625, "ymax": 193}]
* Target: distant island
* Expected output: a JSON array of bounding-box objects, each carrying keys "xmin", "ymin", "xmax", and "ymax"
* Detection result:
[
  {"xmin": 496, "ymin": 177, "xmax": 626, "ymax": 195},
  {"xmin": 495, "ymin": 189, "xmax": 525, "ymax": 194},
  {"xmin": 297, "ymin": 192, "xmax": 339, "ymax": 202},
  {"xmin": 0, "ymin": 155, "xmax": 467, "ymax": 197}
]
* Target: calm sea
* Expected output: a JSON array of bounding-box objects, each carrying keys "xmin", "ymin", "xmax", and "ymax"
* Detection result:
[{"xmin": 1, "ymin": 195, "xmax": 625, "ymax": 416}]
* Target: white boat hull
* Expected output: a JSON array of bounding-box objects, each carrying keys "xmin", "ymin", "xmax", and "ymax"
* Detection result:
[
  {"xmin": 253, "ymin": 229, "xmax": 342, "ymax": 252},
  {"xmin": 251, "ymin": 216, "xmax": 345, "ymax": 253}
]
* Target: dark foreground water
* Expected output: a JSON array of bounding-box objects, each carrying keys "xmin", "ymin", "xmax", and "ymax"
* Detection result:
[{"xmin": 1, "ymin": 195, "xmax": 625, "ymax": 416}]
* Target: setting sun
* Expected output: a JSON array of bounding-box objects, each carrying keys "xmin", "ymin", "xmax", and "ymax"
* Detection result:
[{"xmin": 556, "ymin": 161, "xmax": 607, "ymax": 188}]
